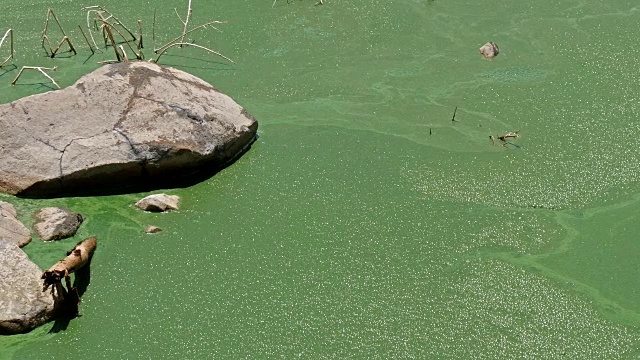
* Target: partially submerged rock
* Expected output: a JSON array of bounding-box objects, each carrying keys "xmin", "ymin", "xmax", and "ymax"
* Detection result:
[
  {"xmin": 135, "ymin": 194, "xmax": 180, "ymax": 212},
  {"xmin": 145, "ymin": 225, "xmax": 162, "ymax": 234},
  {"xmin": 33, "ymin": 207, "xmax": 83, "ymax": 241},
  {"xmin": 0, "ymin": 241, "xmax": 55, "ymax": 335},
  {"xmin": 479, "ymin": 42, "xmax": 500, "ymax": 60},
  {"xmin": 0, "ymin": 201, "xmax": 31, "ymax": 247},
  {"xmin": 0, "ymin": 62, "xmax": 258, "ymax": 198}
]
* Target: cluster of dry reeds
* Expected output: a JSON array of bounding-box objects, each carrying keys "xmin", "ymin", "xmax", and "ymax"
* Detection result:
[{"xmin": 2, "ymin": 1, "xmax": 232, "ymax": 89}]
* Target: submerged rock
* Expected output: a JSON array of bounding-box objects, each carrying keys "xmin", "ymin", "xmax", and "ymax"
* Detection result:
[
  {"xmin": 0, "ymin": 201, "xmax": 31, "ymax": 247},
  {"xmin": 135, "ymin": 194, "xmax": 180, "ymax": 212},
  {"xmin": 479, "ymin": 42, "xmax": 500, "ymax": 60},
  {"xmin": 0, "ymin": 241, "xmax": 55, "ymax": 335},
  {"xmin": 0, "ymin": 62, "xmax": 258, "ymax": 198},
  {"xmin": 33, "ymin": 207, "xmax": 83, "ymax": 241}
]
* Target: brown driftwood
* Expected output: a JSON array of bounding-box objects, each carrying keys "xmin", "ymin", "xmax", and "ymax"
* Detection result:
[{"xmin": 42, "ymin": 237, "xmax": 97, "ymax": 291}]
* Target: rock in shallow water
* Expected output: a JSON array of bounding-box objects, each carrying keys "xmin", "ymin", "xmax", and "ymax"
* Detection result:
[
  {"xmin": 135, "ymin": 194, "xmax": 180, "ymax": 212},
  {"xmin": 33, "ymin": 207, "xmax": 83, "ymax": 241},
  {"xmin": 0, "ymin": 62, "xmax": 258, "ymax": 198},
  {"xmin": 479, "ymin": 41, "xmax": 500, "ymax": 60}
]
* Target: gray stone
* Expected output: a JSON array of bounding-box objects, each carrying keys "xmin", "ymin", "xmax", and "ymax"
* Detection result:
[
  {"xmin": 135, "ymin": 194, "xmax": 180, "ymax": 212},
  {"xmin": 145, "ymin": 225, "xmax": 162, "ymax": 234},
  {"xmin": 479, "ymin": 42, "xmax": 500, "ymax": 60},
  {"xmin": 0, "ymin": 241, "xmax": 55, "ymax": 335},
  {"xmin": 33, "ymin": 207, "xmax": 83, "ymax": 241},
  {"xmin": 0, "ymin": 62, "xmax": 258, "ymax": 197},
  {"xmin": 0, "ymin": 201, "xmax": 31, "ymax": 248}
]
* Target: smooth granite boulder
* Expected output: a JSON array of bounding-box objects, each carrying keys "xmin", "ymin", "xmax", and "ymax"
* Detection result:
[{"xmin": 0, "ymin": 62, "xmax": 258, "ymax": 197}]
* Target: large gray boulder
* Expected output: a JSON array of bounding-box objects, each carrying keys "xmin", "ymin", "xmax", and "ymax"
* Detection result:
[
  {"xmin": 0, "ymin": 241, "xmax": 55, "ymax": 334},
  {"xmin": 0, "ymin": 201, "xmax": 31, "ymax": 247},
  {"xmin": 0, "ymin": 62, "xmax": 258, "ymax": 197}
]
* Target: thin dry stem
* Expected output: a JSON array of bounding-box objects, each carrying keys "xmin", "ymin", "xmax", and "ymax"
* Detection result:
[
  {"xmin": 137, "ymin": 20, "xmax": 143, "ymax": 49},
  {"xmin": 78, "ymin": 25, "xmax": 95, "ymax": 54},
  {"xmin": 120, "ymin": 45, "xmax": 129, "ymax": 62},
  {"xmin": 98, "ymin": 19, "xmax": 142, "ymax": 59},
  {"xmin": 152, "ymin": 9, "xmax": 157, "ymax": 51},
  {"xmin": 155, "ymin": 21, "xmax": 225, "ymax": 54},
  {"xmin": 0, "ymin": 29, "xmax": 14, "ymax": 67},
  {"xmin": 154, "ymin": 42, "xmax": 234, "ymax": 64},
  {"xmin": 42, "ymin": 9, "xmax": 77, "ymax": 57},
  {"xmin": 11, "ymin": 66, "xmax": 60, "ymax": 89},
  {"xmin": 82, "ymin": 5, "xmax": 136, "ymax": 41},
  {"xmin": 178, "ymin": 0, "xmax": 193, "ymax": 46},
  {"xmin": 101, "ymin": 24, "xmax": 121, "ymax": 61}
]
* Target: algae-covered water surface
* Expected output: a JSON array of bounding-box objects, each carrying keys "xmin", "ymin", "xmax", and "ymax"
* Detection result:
[{"xmin": 1, "ymin": 0, "xmax": 640, "ymax": 358}]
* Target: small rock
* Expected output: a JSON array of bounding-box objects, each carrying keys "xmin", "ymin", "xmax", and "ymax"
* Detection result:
[
  {"xmin": 0, "ymin": 201, "xmax": 32, "ymax": 248},
  {"xmin": 135, "ymin": 194, "xmax": 180, "ymax": 212},
  {"xmin": 33, "ymin": 207, "xmax": 84, "ymax": 241},
  {"xmin": 479, "ymin": 42, "xmax": 499, "ymax": 60},
  {"xmin": 145, "ymin": 225, "xmax": 162, "ymax": 234}
]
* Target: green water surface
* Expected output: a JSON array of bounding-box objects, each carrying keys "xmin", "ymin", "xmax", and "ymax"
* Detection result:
[{"xmin": 1, "ymin": 0, "xmax": 640, "ymax": 358}]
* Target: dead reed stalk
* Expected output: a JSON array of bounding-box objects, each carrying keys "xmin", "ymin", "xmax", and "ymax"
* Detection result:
[
  {"xmin": 11, "ymin": 66, "xmax": 60, "ymax": 89},
  {"xmin": 152, "ymin": 1, "xmax": 232, "ymax": 64},
  {"xmin": 42, "ymin": 9, "xmax": 77, "ymax": 58},
  {"xmin": 0, "ymin": 29, "xmax": 14, "ymax": 66}
]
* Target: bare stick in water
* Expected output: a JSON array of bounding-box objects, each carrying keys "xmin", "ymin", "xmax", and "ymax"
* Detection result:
[
  {"xmin": 0, "ymin": 29, "xmax": 14, "ymax": 66},
  {"xmin": 42, "ymin": 9, "xmax": 77, "ymax": 57},
  {"xmin": 11, "ymin": 66, "xmax": 60, "ymax": 89}
]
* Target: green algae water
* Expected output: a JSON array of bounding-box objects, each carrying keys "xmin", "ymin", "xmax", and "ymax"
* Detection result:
[{"xmin": 2, "ymin": 0, "xmax": 640, "ymax": 358}]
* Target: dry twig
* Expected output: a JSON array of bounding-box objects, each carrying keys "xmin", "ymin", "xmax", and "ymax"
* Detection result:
[
  {"xmin": 11, "ymin": 66, "xmax": 60, "ymax": 89},
  {"xmin": 151, "ymin": 1, "xmax": 232, "ymax": 64},
  {"xmin": 154, "ymin": 42, "xmax": 234, "ymax": 64},
  {"xmin": 176, "ymin": 0, "xmax": 193, "ymax": 46}
]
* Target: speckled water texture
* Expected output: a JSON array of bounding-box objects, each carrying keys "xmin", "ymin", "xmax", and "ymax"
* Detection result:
[{"xmin": 1, "ymin": 0, "xmax": 640, "ymax": 358}]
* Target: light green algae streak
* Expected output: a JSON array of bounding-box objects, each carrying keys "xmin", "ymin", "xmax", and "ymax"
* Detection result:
[{"xmin": 1, "ymin": 0, "xmax": 640, "ymax": 359}]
